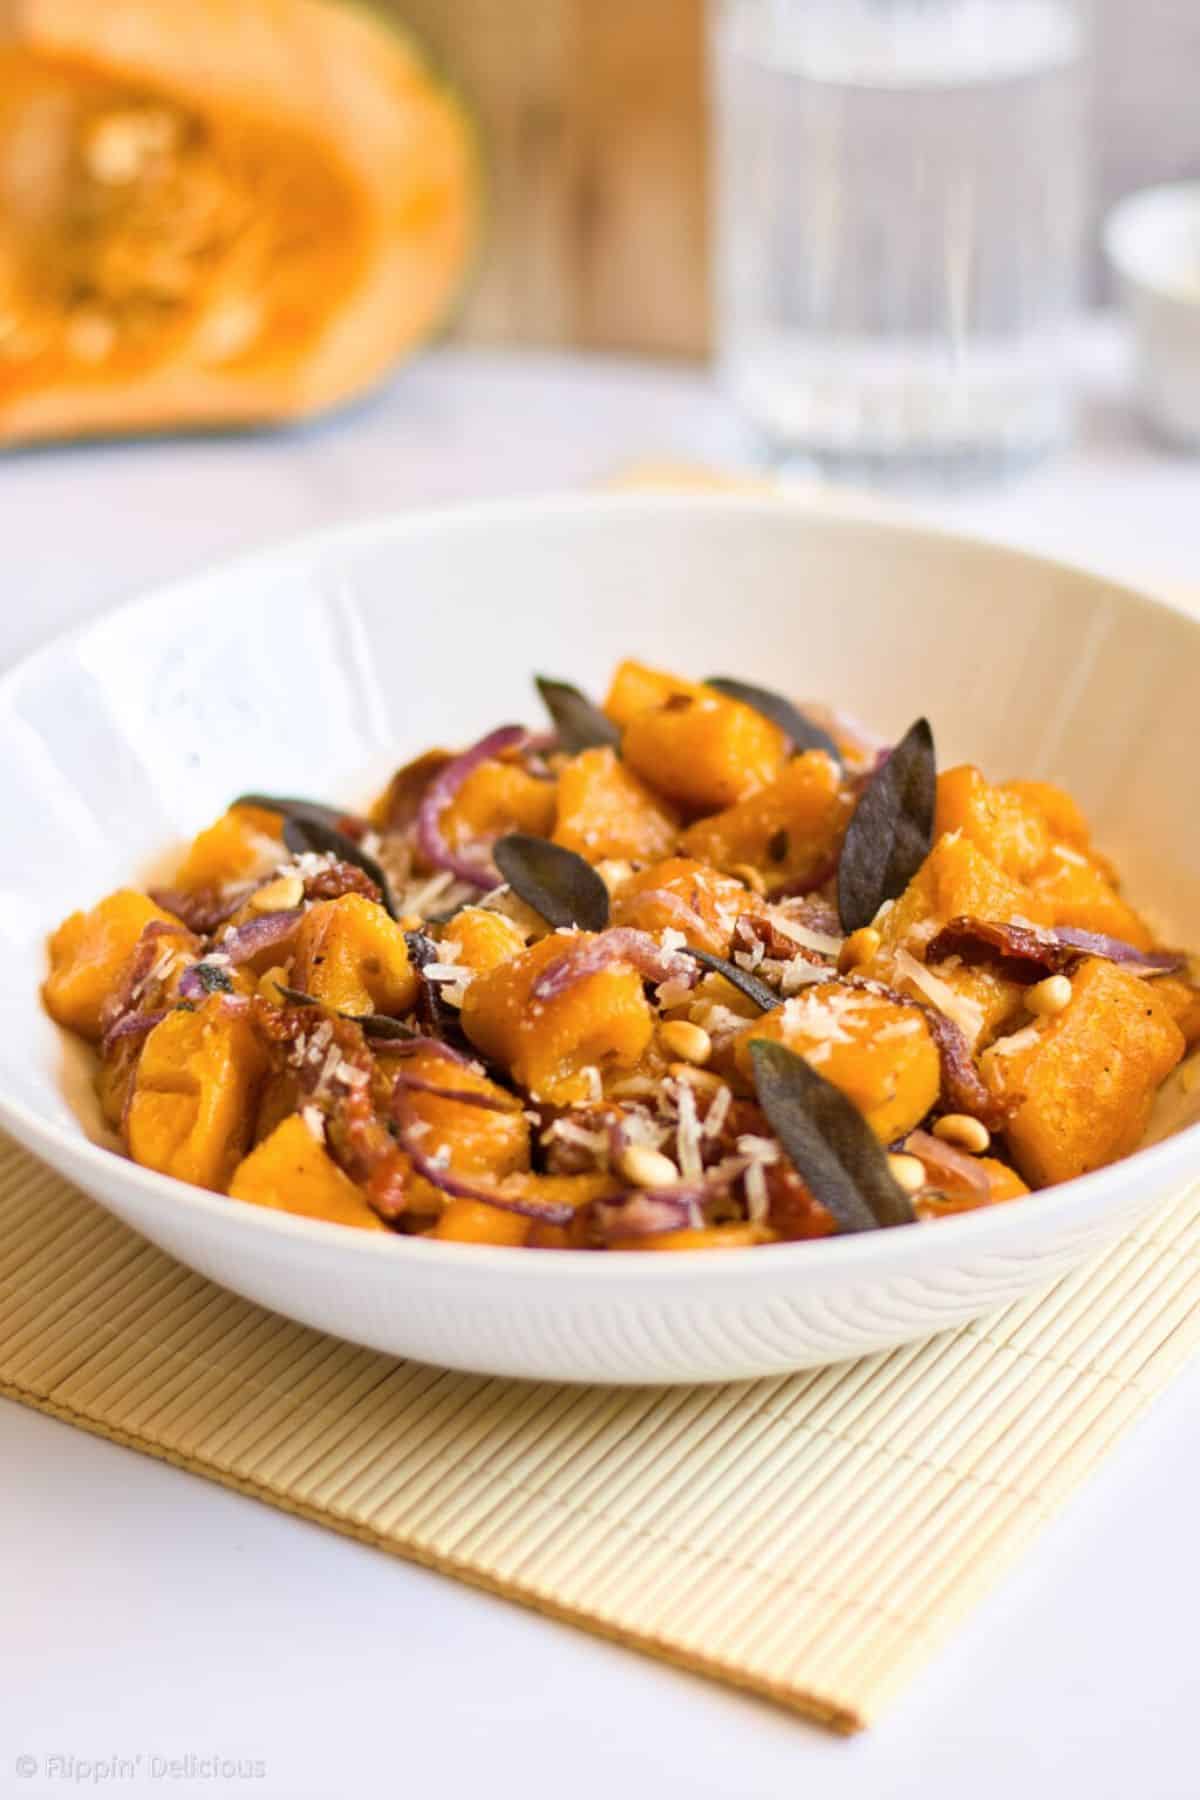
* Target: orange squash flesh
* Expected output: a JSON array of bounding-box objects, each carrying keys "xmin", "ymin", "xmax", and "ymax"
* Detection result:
[{"xmin": 0, "ymin": 0, "xmax": 479, "ymax": 442}]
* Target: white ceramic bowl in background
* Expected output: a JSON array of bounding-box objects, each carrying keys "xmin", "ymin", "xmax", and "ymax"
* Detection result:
[
  {"xmin": 3, "ymin": 495, "xmax": 1200, "ymax": 1385},
  {"xmin": 1105, "ymin": 181, "xmax": 1200, "ymax": 449}
]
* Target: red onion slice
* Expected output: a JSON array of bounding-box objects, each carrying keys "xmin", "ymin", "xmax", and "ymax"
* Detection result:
[
  {"xmin": 531, "ymin": 928, "xmax": 699, "ymax": 1002},
  {"xmin": 392, "ymin": 1070, "xmax": 522, "ymax": 1113},
  {"xmin": 1051, "ymin": 925, "xmax": 1184, "ymax": 974},
  {"xmin": 590, "ymin": 1189, "xmax": 704, "ymax": 1241},
  {"xmin": 391, "ymin": 1087, "xmax": 573, "ymax": 1223},
  {"xmin": 98, "ymin": 919, "xmax": 194, "ymax": 1048},
  {"xmin": 388, "ymin": 1035, "xmax": 476, "ymax": 1068},
  {"xmin": 415, "ymin": 725, "xmax": 530, "ymax": 888},
  {"xmin": 178, "ymin": 909, "xmax": 305, "ymax": 998},
  {"xmin": 904, "ymin": 1129, "xmax": 992, "ymax": 1204},
  {"xmin": 101, "ymin": 1008, "xmax": 170, "ymax": 1054}
]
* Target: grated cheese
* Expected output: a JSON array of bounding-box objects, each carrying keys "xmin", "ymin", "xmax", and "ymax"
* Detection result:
[
  {"xmin": 675, "ymin": 1079, "xmax": 703, "ymax": 1181},
  {"xmin": 702, "ymin": 1084, "xmax": 732, "ymax": 1140},
  {"xmin": 780, "ymin": 959, "xmax": 835, "ymax": 996},
  {"xmin": 893, "ymin": 947, "xmax": 986, "ymax": 1044},
  {"xmin": 987, "ymin": 1022, "xmax": 1043, "ymax": 1060}
]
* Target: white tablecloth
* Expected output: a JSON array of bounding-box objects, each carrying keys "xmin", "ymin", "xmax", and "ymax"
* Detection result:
[{"xmin": 3, "ymin": 327, "xmax": 1199, "ymax": 1800}]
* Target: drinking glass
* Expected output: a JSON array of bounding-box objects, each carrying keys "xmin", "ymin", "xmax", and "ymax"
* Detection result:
[{"xmin": 709, "ymin": 0, "xmax": 1089, "ymax": 480}]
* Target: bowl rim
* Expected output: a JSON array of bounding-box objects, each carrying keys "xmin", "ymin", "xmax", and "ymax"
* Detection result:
[{"xmin": 7, "ymin": 489, "xmax": 1200, "ymax": 1284}]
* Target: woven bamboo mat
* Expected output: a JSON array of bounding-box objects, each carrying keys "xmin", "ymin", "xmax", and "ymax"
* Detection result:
[{"xmin": 4, "ymin": 1133, "xmax": 1200, "ymax": 1733}]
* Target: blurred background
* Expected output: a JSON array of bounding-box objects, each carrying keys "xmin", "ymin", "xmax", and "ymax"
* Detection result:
[
  {"xmin": 1, "ymin": 0, "xmax": 1197, "ymax": 540},
  {"xmin": 394, "ymin": 0, "xmax": 1199, "ymax": 358}
]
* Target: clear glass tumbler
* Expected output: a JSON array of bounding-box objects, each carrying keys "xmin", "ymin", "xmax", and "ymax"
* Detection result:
[{"xmin": 709, "ymin": 0, "xmax": 1089, "ymax": 481}]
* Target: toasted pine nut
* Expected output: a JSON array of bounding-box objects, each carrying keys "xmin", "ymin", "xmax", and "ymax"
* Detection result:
[
  {"xmin": 887, "ymin": 1152, "xmax": 927, "ymax": 1195},
  {"xmin": 668, "ymin": 1062, "xmax": 724, "ymax": 1095},
  {"xmin": 616, "ymin": 1144, "xmax": 680, "ymax": 1190},
  {"xmin": 1027, "ymin": 974, "xmax": 1072, "ymax": 1017},
  {"xmin": 729, "ymin": 862, "xmax": 767, "ymax": 896},
  {"xmin": 250, "ymin": 874, "xmax": 303, "ymax": 913},
  {"xmin": 932, "ymin": 1113, "xmax": 991, "ymax": 1154},
  {"xmin": 659, "ymin": 1020, "xmax": 713, "ymax": 1065},
  {"xmin": 838, "ymin": 926, "xmax": 881, "ymax": 974}
]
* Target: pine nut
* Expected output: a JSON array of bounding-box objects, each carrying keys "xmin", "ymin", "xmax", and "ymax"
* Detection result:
[
  {"xmin": 616, "ymin": 1144, "xmax": 680, "ymax": 1190},
  {"xmin": 838, "ymin": 926, "xmax": 881, "ymax": 974},
  {"xmin": 932, "ymin": 1113, "xmax": 991, "ymax": 1155},
  {"xmin": 250, "ymin": 874, "xmax": 303, "ymax": 913},
  {"xmin": 887, "ymin": 1152, "xmax": 927, "ymax": 1195},
  {"xmin": 658, "ymin": 1020, "xmax": 712, "ymax": 1065},
  {"xmin": 668, "ymin": 1063, "xmax": 724, "ymax": 1095},
  {"xmin": 1027, "ymin": 974, "xmax": 1072, "ymax": 1017}
]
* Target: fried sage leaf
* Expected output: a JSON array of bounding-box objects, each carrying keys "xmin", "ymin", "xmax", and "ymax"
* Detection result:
[
  {"xmin": 234, "ymin": 792, "xmax": 365, "ymax": 833},
  {"xmin": 749, "ymin": 1039, "xmax": 914, "ymax": 1232},
  {"xmin": 837, "ymin": 717, "xmax": 936, "ymax": 933},
  {"xmin": 705, "ymin": 677, "xmax": 842, "ymax": 763},
  {"xmin": 274, "ymin": 983, "xmax": 415, "ymax": 1041},
  {"xmin": 494, "ymin": 833, "xmax": 611, "ymax": 931},
  {"xmin": 282, "ymin": 816, "xmax": 398, "ymax": 920},
  {"xmin": 535, "ymin": 676, "xmax": 621, "ymax": 753},
  {"xmin": 679, "ymin": 946, "xmax": 779, "ymax": 1013}
]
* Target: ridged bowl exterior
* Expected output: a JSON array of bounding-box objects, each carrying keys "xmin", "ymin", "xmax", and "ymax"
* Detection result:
[{"xmin": 4, "ymin": 497, "xmax": 1199, "ymax": 1383}]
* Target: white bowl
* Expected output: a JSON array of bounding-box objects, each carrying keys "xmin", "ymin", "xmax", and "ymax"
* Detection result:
[
  {"xmin": 1105, "ymin": 181, "xmax": 1200, "ymax": 449},
  {"xmin": 4, "ymin": 495, "xmax": 1200, "ymax": 1385}
]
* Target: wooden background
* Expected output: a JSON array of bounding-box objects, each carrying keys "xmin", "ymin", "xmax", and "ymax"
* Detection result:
[{"xmin": 389, "ymin": 0, "xmax": 1198, "ymax": 358}]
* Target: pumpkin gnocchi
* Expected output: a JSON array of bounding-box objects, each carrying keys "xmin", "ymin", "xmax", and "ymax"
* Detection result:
[{"xmin": 43, "ymin": 662, "xmax": 1196, "ymax": 1249}]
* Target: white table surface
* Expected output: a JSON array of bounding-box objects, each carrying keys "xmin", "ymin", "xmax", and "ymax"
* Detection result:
[{"xmin": 4, "ymin": 326, "xmax": 1200, "ymax": 1800}]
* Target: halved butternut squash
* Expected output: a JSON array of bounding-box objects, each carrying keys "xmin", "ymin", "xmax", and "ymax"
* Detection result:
[{"xmin": 0, "ymin": 0, "xmax": 479, "ymax": 442}]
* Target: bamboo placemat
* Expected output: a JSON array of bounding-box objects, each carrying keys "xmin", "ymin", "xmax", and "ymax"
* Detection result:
[{"xmin": 4, "ymin": 1133, "xmax": 1200, "ymax": 1732}]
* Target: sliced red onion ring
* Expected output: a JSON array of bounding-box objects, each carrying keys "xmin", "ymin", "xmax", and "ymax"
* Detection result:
[
  {"xmin": 415, "ymin": 725, "xmax": 530, "ymax": 888},
  {"xmin": 388, "ymin": 1035, "xmax": 476, "ymax": 1068},
  {"xmin": 1051, "ymin": 925, "xmax": 1184, "ymax": 973},
  {"xmin": 591, "ymin": 1188, "xmax": 705, "ymax": 1240},
  {"xmin": 99, "ymin": 918, "xmax": 194, "ymax": 1048},
  {"xmin": 391, "ymin": 1087, "xmax": 572, "ymax": 1222},
  {"xmin": 101, "ymin": 1008, "xmax": 170, "ymax": 1054},
  {"xmin": 392, "ymin": 1070, "xmax": 521, "ymax": 1113},
  {"xmin": 623, "ymin": 887, "xmax": 711, "ymax": 937},
  {"xmin": 904, "ymin": 1129, "xmax": 992, "ymax": 1204},
  {"xmin": 178, "ymin": 909, "xmax": 305, "ymax": 999},
  {"xmin": 149, "ymin": 885, "xmax": 250, "ymax": 933},
  {"xmin": 531, "ymin": 928, "xmax": 699, "ymax": 1002}
]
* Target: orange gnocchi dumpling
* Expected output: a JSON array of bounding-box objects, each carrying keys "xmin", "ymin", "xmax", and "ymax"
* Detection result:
[
  {"xmin": 172, "ymin": 803, "xmax": 283, "ymax": 893},
  {"xmin": 44, "ymin": 890, "xmax": 186, "ymax": 1041},
  {"xmin": 981, "ymin": 958, "xmax": 1184, "ymax": 1186},
  {"xmin": 127, "ymin": 997, "xmax": 268, "ymax": 1191},
  {"xmin": 229, "ymin": 1113, "xmax": 387, "ymax": 1231},
  {"xmin": 734, "ymin": 982, "xmax": 940, "ymax": 1143},
  {"xmin": 290, "ymin": 894, "xmax": 419, "ymax": 1017},
  {"xmin": 610, "ymin": 857, "xmax": 760, "ymax": 956},
  {"xmin": 553, "ymin": 746, "xmax": 679, "ymax": 863},
  {"xmin": 460, "ymin": 933, "xmax": 655, "ymax": 1103},
  {"xmin": 680, "ymin": 750, "xmax": 851, "ymax": 893},
  {"xmin": 438, "ymin": 759, "xmax": 555, "ymax": 853}
]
